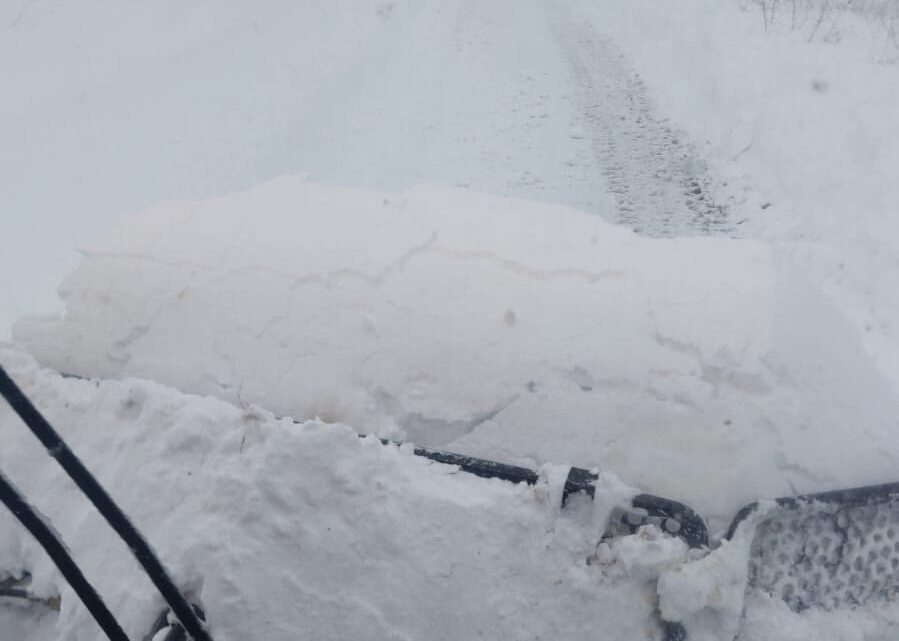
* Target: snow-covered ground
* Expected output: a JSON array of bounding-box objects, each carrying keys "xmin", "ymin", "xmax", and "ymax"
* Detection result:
[
  {"xmin": 0, "ymin": 0, "xmax": 605, "ymax": 337},
  {"xmin": 0, "ymin": 0, "xmax": 745, "ymax": 339},
  {"xmin": 2, "ymin": 0, "xmax": 899, "ymax": 640},
  {"xmin": 590, "ymin": 0, "xmax": 899, "ymax": 391}
]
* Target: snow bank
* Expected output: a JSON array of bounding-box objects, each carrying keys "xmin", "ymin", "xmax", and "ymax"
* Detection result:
[
  {"xmin": 14, "ymin": 177, "xmax": 899, "ymax": 525},
  {"xmin": 0, "ymin": 347, "xmax": 657, "ymax": 641}
]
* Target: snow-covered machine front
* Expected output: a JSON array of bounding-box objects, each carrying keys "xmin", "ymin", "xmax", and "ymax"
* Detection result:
[{"xmin": 5, "ymin": 361, "xmax": 899, "ymax": 641}]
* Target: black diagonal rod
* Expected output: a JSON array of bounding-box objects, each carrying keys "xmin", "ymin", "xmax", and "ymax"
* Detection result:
[
  {"xmin": 0, "ymin": 469, "xmax": 129, "ymax": 640},
  {"xmin": 0, "ymin": 365, "xmax": 212, "ymax": 641}
]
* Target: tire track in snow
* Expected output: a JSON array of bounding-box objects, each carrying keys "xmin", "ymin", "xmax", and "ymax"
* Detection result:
[{"xmin": 550, "ymin": 11, "xmax": 733, "ymax": 237}]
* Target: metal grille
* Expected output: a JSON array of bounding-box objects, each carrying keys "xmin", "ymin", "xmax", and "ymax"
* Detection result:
[{"xmin": 735, "ymin": 487, "xmax": 899, "ymax": 611}]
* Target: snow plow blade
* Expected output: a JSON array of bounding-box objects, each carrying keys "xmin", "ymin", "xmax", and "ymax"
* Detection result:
[{"xmin": 728, "ymin": 481, "xmax": 899, "ymax": 612}]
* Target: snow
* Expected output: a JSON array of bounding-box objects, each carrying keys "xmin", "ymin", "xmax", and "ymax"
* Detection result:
[
  {"xmin": 12, "ymin": 177, "xmax": 899, "ymax": 531},
  {"xmin": 739, "ymin": 592, "xmax": 899, "ymax": 641},
  {"xmin": 658, "ymin": 504, "xmax": 773, "ymax": 641},
  {"xmin": 589, "ymin": 0, "xmax": 899, "ymax": 393},
  {"xmin": 603, "ymin": 525, "xmax": 689, "ymax": 583},
  {"xmin": 0, "ymin": 0, "xmax": 615, "ymax": 339},
  {"xmin": 3, "ymin": 0, "xmax": 899, "ymax": 639},
  {"xmin": 0, "ymin": 347, "xmax": 661, "ymax": 641},
  {"xmin": 9, "ymin": 173, "xmax": 899, "ymax": 638}
]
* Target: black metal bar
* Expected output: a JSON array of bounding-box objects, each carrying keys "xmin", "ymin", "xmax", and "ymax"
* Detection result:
[
  {"xmin": 385, "ymin": 439, "xmax": 710, "ymax": 548},
  {"xmin": 390, "ymin": 439, "xmax": 592, "ymax": 500},
  {"xmin": 0, "ymin": 468, "xmax": 129, "ymax": 640},
  {"xmin": 0, "ymin": 365, "xmax": 211, "ymax": 641},
  {"xmin": 0, "ymin": 587, "xmax": 29, "ymax": 599},
  {"xmin": 395, "ymin": 440, "xmax": 541, "ymax": 485}
]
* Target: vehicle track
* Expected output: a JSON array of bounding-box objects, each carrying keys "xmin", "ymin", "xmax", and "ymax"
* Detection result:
[{"xmin": 550, "ymin": 9, "xmax": 733, "ymax": 237}]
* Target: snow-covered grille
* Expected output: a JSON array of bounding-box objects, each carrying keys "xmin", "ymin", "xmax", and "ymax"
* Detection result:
[{"xmin": 747, "ymin": 497, "xmax": 899, "ymax": 611}]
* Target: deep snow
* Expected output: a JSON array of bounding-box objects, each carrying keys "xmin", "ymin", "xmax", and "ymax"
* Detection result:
[
  {"xmin": 14, "ymin": 177, "xmax": 899, "ymax": 529},
  {"xmin": 0, "ymin": 347, "xmax": 666, "ymax": 641},
  {"xmin": 3, "ymin": 0, "xmax": 899, "ymax": 639},
  {"xmin": 7, "ymin": 177, "xmax": 899, "ymax": 641}
]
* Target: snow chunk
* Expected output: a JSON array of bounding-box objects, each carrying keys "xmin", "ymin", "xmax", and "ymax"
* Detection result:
[
  {"xmin": 13, "ymin": 178, "xmax": 899, "ymax": 524},
  {"xmin": 658, "ymin": 504, "xmax": 772, "ymax": 641},
  {"xmin": 609, "ymin": 526, "xmax": 689, "ymax": 582}
]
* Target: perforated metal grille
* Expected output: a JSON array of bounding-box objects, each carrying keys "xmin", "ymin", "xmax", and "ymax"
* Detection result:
[{"xmin": 747, "ymin": 498, "xmax": 899, "ymax": 611}]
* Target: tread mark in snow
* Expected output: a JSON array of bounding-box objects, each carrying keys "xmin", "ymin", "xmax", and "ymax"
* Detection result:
[{"xmin": 552, "ymin": 17, "xmax": 732, "ymax": 237}]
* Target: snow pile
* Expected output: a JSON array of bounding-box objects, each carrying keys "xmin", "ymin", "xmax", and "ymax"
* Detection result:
[
  {"xmin": 599, "ymin": 525, "xmax": 689, "ymax": 583},
  {"xmin": 4, "ymin": 1, "xmax": 899, "ymax": 639},
  {"xmin": 0, "ymin": 347, "xmax": 659, "ymax": 641},
  {"xmin": 14, "ymin": 177, "xmax": 899, "ymax": 526},
  {"xmin": 7, "ymin": 345, "xmax": 899, "ymax": 640},
  {"xmin": 5, "ymin": 174, "xmax": 899, "ymax": 641}
]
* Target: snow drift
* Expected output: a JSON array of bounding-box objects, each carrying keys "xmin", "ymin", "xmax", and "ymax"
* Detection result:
[
  {"xmin": 14, "ymin": 177, "xmax": 899, "ymax": 525},
  {"xmin": 0, "ymin": 348, "xmax": 659, "ymax": 641}
]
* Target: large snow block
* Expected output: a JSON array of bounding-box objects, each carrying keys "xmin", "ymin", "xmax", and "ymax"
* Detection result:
[{"xmin": 14, "ymin": 177, "xmax": 899, "ymax": 522}]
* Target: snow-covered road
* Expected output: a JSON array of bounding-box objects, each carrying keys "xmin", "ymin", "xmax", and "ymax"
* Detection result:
[{"xmin": 1, "ymin": 0, "xmax": 734, "ymax": 338}]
